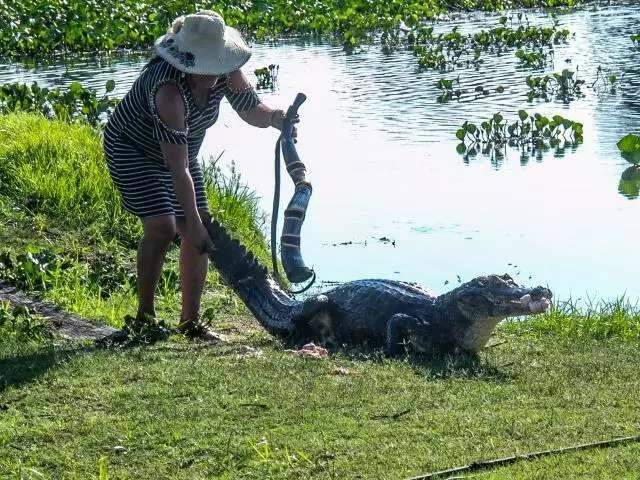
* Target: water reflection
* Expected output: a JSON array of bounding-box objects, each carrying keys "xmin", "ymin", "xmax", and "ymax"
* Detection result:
[{"xmin": 619, "ymin": 166, "xmax": 640, "ymax": 199}]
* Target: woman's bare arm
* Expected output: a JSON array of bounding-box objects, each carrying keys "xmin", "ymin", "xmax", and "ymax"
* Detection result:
[
  {"xmin": 155, "ymin": 84, "xmax": 201, "ymax": 223},
  {"xmin": 227, "ymin": 70, "xmax": 286, "ymax": 130},
  {"xmin": 155, "ymin": 84, "xmax": 213, "ymax": 252}
]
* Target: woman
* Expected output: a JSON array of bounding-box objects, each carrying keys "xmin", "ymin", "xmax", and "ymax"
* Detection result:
[{"xmin": 104, "ymin": 10, "xmax": 294, "ymax": 340}]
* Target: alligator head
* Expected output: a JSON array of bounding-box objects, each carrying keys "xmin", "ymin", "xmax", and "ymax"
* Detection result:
[{"xmin": 440, "ymin": 274, "xmax": 552, "ymax": 352}]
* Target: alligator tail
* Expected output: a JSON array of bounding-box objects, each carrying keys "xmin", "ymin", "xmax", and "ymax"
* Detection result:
[
  {"xmin": 204, "ymin": 219, "xmax": 298, "ymax": 336},
  {"xmin": 205, "ymin": 219, "xmax": 269, "ymax": 287}
]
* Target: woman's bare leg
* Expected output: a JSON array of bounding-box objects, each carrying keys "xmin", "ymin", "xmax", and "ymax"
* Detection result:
[
  {"xmin": 175, "ymin": 212, "xmax": 209, "ymax": 324},
  {"xmin": 137, "ymin": 215, "xmax": 177, "ymax": 318}
]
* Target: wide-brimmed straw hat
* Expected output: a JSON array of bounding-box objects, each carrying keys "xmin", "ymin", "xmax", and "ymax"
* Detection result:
[{"xmin": 155, "ymin": 10, "xmax": 252, "ymax": 75}]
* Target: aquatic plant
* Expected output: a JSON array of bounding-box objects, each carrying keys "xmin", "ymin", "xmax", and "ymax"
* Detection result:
[
  {"xmin": 0, "ymin": 0, "xmax": 583, "ymax": 56},
  {"xmin": 436, "ymin": 78, "xmax": 463, "ymax": 102},
  {"xmin": 410, "ymin": 21, "xmax": 569, "ymax": 72},
  {"xmin": 515, "ymin": 49, "xmax": 550, "ymax": 68},
  {"xmin": 470, "ymin": 21, "xmax": 570, "ymax": 52},
  {"xmin": 631, "ymin": 34, "xmax": 640, "ymax": 47},
  {"xmin": 617, "ymin": 134, "xmax": 640, "ymax": 164},
  {"xmin": 591, "ymin": 66, "xmax": 623, "ymax": 94},
  {"xmin": 0, "ymin": 80, "xmax": 118, "ymax": 127},
  {"xmin": 525, "ymin": 69, "xmax": 585, "ymax": 102},
  {"xmin": 455, "ymin": 110, "xmax": 583, "ymax": 157},
  {"xmin": 254, "ymin": 65, "xmax": 279, "ymax": 90},
  {"xmin": 436, "ymin": 77, "xmax": 505, "ymax": 102}
]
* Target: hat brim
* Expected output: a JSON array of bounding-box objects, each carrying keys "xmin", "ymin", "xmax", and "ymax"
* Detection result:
[{"xmin": 155, "ymin": 26, "xmax": 252, "ymax": 75}]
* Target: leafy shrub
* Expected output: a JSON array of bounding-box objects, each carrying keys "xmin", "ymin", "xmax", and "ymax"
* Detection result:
[
  {"xmin": 0, "ymin": 302, "xmax": 52, "ymax": 342},
  {"xmin": 0, "ymin": 249, "xmax": 69, "ymax": 291}
]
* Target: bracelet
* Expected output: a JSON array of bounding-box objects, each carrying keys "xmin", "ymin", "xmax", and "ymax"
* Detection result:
[{"xmin": 270, "ymin": 109, "xmax": 285, "ymax": 129}]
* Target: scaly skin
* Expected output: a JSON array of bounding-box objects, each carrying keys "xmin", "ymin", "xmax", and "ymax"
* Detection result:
[{"xmin": 205, "ymin": 220, "xmax": 552, "ymax": 355}]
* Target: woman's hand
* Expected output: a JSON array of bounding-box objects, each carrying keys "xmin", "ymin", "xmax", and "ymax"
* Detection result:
[
  {"xmin": 270, "ymin": 109, "xmax": 299, "ymax": 141},
  {"xmin": 185, "ymin": 219, "xmax": 215, "ymax": 254}
]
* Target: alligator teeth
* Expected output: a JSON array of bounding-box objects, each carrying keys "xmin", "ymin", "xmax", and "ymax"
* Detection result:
[
  {"xmin": 528, "ymin": 298, "xmax": 551, "ymax": 313},
  {"xmin": 519, "ymin": 294, "xmax": 532, "ymax": 305}
]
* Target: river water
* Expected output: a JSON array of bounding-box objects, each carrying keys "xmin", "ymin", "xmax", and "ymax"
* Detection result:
[{"xmin": 1, "ymin": 3, "xmax": 639, "ymax": 302}]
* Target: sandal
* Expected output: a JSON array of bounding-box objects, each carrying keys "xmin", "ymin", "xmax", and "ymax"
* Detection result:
[
  {"xmin": 177, "ymin": 318, "xmax": 224, "ymax": 343},
  {"xmin": 97, "ymin": 313, "xmax": 171, "ymax": 347}
]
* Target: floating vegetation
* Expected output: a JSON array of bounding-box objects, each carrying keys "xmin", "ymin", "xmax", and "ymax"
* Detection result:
[
  {"xmin": 470, "ymin": 18, "xmax": 570, "ymax": 51},
  {"xmin": 591, "ymin": 66, "xmax": 623, "ymax": 94},
  {"xmin": 525, "ymin": 69, "xmax": 585, "ymax": 102},
  {"xmin": 632, "ymin": 34, "xmax": 640, "ymax": 47},
  {"xmin": 436, "ymin": 77, "xmax": 505, "ymax": 102},
  {"xmin": 410, "ymin": 27, "xmax": 469, "ymax": 71},
  {"xmin": 408, "ymin": 21, "xmax": 569, "ymax": 72},
  {"xmin": 617, "ymin": 134, "xmax": 640, "ymax": 164},
  {"xmin": 0, "ymin": 0, "xmax": 581, "ymax": 56},
  {"xmin": 436, "ymin": 77, "xmax": 463, "ymax": 102},
  {"xmin": 254, "ymin": 64, "xmax": 279, "ymax": 90},
  {"xmin": 455, "ymin": 110, "xmax": 583, "ymax": 159},
  {"xmin": 0, "ymin": 80, "xmax": 118, "ymax": 127},
  {"xmin": 515, "ymin": 49, "xmax": 551, "ymax": 69}
]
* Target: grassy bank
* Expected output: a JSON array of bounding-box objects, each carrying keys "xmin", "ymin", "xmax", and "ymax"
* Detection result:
[
  {"xmin": 0, "ymin": 113, "xmax": 269, "ymax": 327},
  {"xmin": 0, "ymin": 0, "xmax": 583, "ymax": 56},
  {"xmin": 1, "ymin": 324, "xmax": 639, "ymax": 479}
]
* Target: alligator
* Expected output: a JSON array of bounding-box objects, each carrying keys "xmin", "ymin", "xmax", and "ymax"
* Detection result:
[{"xmin": 204, "ymin": 219, "xmax": 552, "ymax": 356}]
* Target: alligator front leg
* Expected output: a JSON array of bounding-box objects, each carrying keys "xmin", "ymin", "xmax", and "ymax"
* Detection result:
[
  {"xmin": 293, "ymin": 294, "xmax": 336, "ymax": 346},
  {"xmin": 385, "ymin": 313, "xmax": 429, "ymax": 357}
]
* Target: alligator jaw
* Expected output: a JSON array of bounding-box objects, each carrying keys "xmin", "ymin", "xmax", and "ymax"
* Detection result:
[
  {"xmin": 441, "ymin": 274, "xmax": 553, "ymax": 353},
  {"xmin": 519, "ymin": 294, "xmax": 552, "ymax": 314}
]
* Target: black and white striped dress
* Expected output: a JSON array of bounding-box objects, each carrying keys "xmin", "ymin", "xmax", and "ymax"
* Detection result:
[{"xmin": 103, "ymin": 58, "xmax": 260, "ymax": 218}]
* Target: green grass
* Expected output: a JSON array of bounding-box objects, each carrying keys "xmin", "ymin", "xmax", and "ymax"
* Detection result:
[
  {"xmin": 502, "ymin": 297, "xmax": 640, "ymax": 341},
  {"xmin": 0, "ymin": 327, "xmax": 638, "ymax": 479},
  {"xmin": 0, "ymin": 113, "xmax": 269, "ymax": 327}
]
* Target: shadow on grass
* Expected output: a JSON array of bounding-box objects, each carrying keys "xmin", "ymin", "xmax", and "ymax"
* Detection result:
[
  {"xmin": 0, "ymin": 334, "xmax": 510, "ymax": 396},
  {"xmin": 336, "ymin": 345, "xmax": 512, "ymax": 382},
  {"xmin": 0, "ymin": 335, "xmax": 166, "ymax": 393},
  {"xmin": 0, "ymin": 343, "xmax": 85, "ymax": 393}
]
